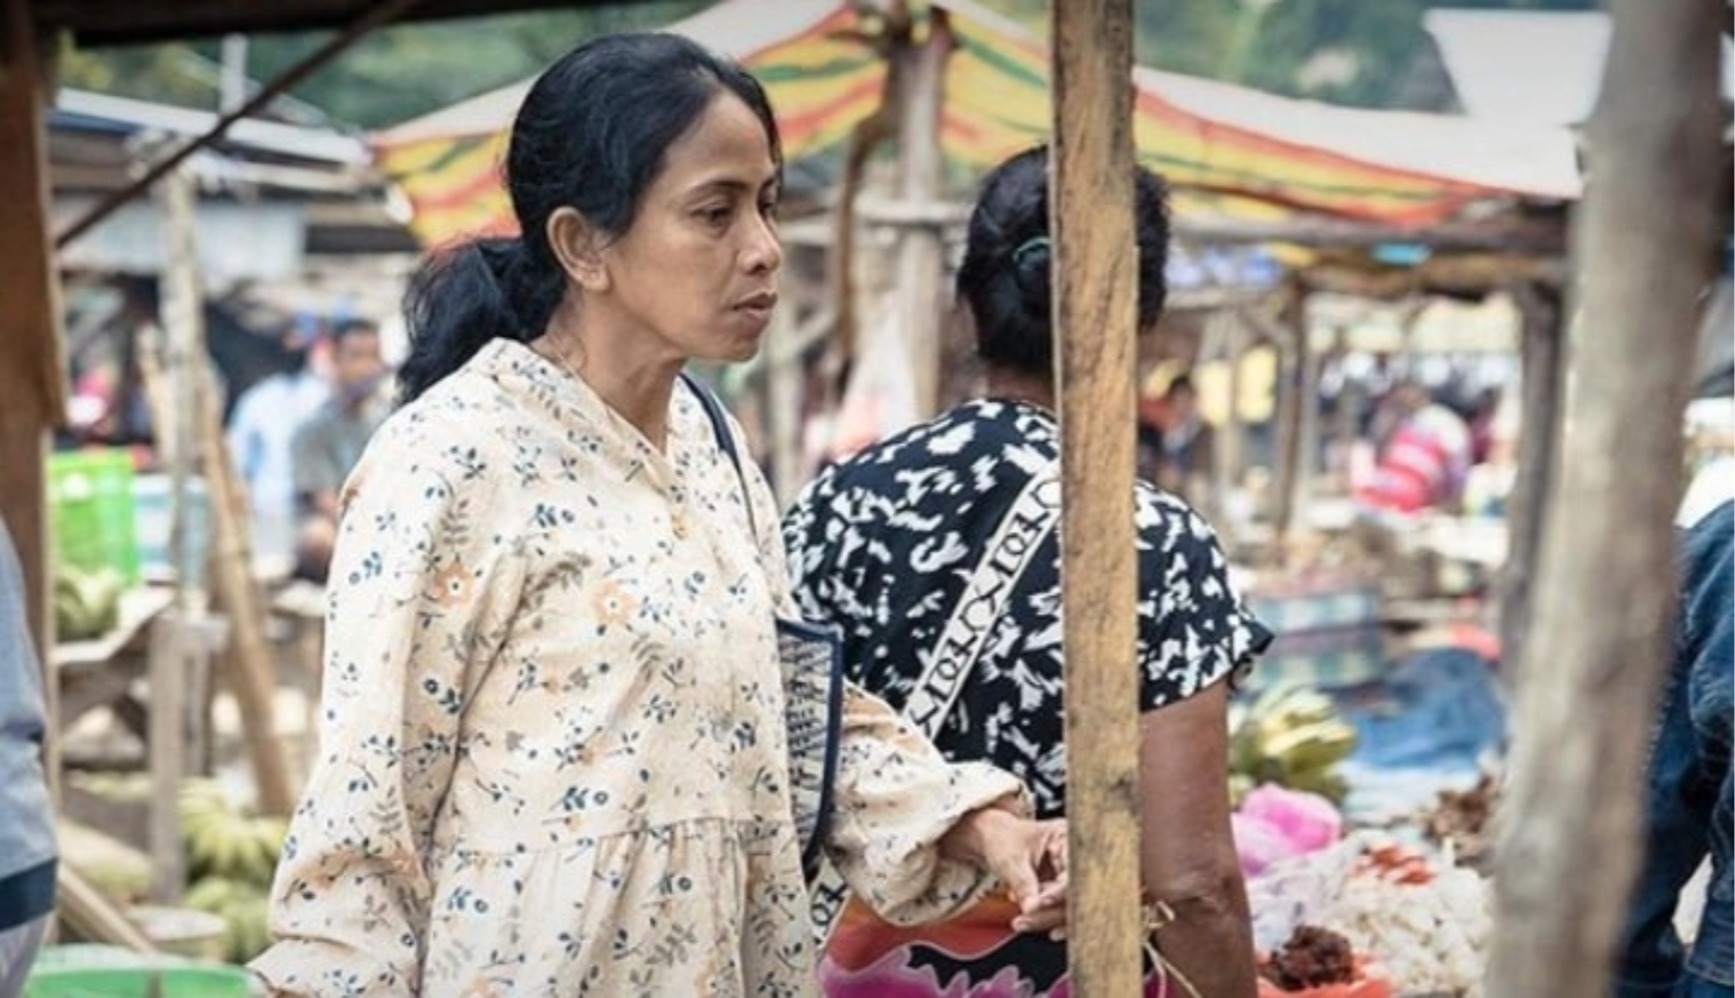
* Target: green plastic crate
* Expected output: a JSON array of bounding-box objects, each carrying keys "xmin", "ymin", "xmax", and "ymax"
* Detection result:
[
  {"xmin": 48, "ymin": 449, "xmax": 140, "ymax": 585},
  {"xmin": 24, "ymin": 945, "xmax": 252, "ymax": 997}
]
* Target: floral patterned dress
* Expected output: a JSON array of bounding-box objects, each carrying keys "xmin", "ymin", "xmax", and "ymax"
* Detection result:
[{"xmin": 251, "ymin": 340, "xmax": 1024, "ymax": 997}]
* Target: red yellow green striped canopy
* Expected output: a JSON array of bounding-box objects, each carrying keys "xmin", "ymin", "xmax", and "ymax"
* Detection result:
[{"xmin": 373, "ymin": 0, "xmax": 1576, "ymax": 248}]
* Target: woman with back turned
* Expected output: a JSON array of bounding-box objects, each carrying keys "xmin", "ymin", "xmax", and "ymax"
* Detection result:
[
  {"xmin": 251, "ymin": 35, "xmax": 1067, "ymax": 996},
  {"xmin": 784, "ymin": 147, "xmax": 1268, "ymax": 998}
]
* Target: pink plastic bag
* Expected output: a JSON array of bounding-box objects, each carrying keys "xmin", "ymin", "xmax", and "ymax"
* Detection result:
[{"xmin": 1234, "ymin": 784, "xmax": 1343, "ymax": 876}]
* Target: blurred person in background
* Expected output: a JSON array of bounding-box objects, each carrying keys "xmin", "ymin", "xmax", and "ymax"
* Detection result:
[
  {"xmin": 226, "ymin": 315, "xmax": 330, "ymax": 570},
  {"xmin": 1353, "ymin": 379, "xmax": 1471, "ymax": 515},
  {"xmin": 1151, "ymin": 372, "xmax": 1217, "ymax": 508},
  {"xmin": 289, "ymin": 317, "xmax": 389, "ymax": 583}
]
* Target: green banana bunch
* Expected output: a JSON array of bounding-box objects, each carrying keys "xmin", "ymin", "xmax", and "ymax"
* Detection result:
[
  {"xmin": 1227, "ymin": 685, "xmax": 1358, "ymax": 803},
  {"xmin": 179, "ymin": 780, "xmax": 288, "ymax": 888},
  {"xmin": 184, "ymin": 875, "xmax": 273, "ymax": 962}
]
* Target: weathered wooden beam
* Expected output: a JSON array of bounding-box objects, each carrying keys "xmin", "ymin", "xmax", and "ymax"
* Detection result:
[
  {"xmin": 1298, "ymin": 254, "xmax": 1568, "ymax": 300},
  {"xmin": 1486, "ymin": 1, "xmax": 1723, "ymax": 995},
  {"xmin": 145, "ymin": 170, "xmax": 296, "ymax": 815},
  {"xmin": 1270, "ymin": 278, "xmax": 1308, "ymax": 562},
  {"xmin": 1173, "ymin": 213, "xmax": 1567, "ymax": 254},
  {"xmin": 826, "ymin": 5, "xmax": 905, "ymax": 394},
  {"xmin": 1, "ymin": 0, "xmax": 65, "ymax": 796},
  {"xmin": 55, "ymin": 0, "xmax": 424, "ymax": 249},
  {"xmin": 1050, "ymin": 0, "xmax": 1143, "ymax": 993},
  {"xmin": 1498, "ymin": 280, "xmax": 1564, "ymax": 680},
  {"xmin": 892, "ymin": 5, "xmax": 952, "ymax": 418}
]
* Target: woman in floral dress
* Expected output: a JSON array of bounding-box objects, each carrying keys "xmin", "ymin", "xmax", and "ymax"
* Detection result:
[{"xmin": 251, "ymin": 34, "xmax": 1062, "ymax": 997}]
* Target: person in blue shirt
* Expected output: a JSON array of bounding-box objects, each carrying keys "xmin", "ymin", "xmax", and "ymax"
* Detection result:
[
  {"xmin": 1615, "ymin": 500, "xmax": 1733, "ymax": 998},
  {"xmin": 0, "ymin": 517, "xmax": 57, "ymax": 991}
]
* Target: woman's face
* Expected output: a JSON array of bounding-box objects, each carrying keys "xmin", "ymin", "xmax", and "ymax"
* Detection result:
[{"xmin": 595, "ymin": 92, "xmax": 782, "ymax": 365}]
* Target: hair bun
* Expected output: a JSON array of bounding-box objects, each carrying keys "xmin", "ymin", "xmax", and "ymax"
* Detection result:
[{"xmin": 1010, "ymin": 234, "xmax": 1052, "ymax": 314}]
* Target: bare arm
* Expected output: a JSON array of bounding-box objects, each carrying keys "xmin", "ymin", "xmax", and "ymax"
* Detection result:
[{"xmin": 1140, "ymin": 679, "xmax": 1257, "ymax": 998}]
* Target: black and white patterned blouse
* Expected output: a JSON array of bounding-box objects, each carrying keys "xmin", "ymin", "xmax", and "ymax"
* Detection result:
[{"xmin": 782, "ymin": 398, "xmax": 1270, "ymax": 819}]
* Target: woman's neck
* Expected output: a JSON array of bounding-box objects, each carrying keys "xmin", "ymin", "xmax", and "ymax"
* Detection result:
[
  {"xmin": 982, "ymin": 366, "xmax": 1056, "ymax": 413},
  {"xmin": 540, "ymin": 304, "xmax": 684, "ymax": 451}
]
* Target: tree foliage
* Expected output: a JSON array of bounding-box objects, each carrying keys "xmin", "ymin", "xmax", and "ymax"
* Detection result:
[
  {"xmin": 56, "ymin": 0, "xmax": 1601, "ymax": 129},
  {"xmin": 983, "ymin": 0, "xmax": 1601, "ymax": 108},
  {"xmin": 57, "ymin": 1, "xmax": 707, "ymax": 130}
]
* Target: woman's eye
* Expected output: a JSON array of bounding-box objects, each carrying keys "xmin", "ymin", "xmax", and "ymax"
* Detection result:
[
  {"xmin": 758, "ymin": 198, "xmax": 780, "ymax": 221},
  {"xmin": 699, "ymin": 205, "xmax": 733, "ymax": 227}
]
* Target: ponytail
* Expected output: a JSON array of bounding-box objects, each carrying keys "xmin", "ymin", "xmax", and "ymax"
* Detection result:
[{"xmin": 396, "ymin": 237, "xmax": 566, "ymax": 404}]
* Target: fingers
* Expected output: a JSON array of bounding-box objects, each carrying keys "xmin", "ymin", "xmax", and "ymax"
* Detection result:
[
  {"xmin": 997, "ymin": 853, "xmax": 1041, "ymax": 913},
  {"xmin": 1042, "ymin": 823, "xmax": 1068, "ymax": 879},
  {"xmin": 1032, "ymin": 874, "xmax": 1067, "ymax": 910},
  {"xmin": 1011, "ymin": 904, "xmax": 1066, "ymax": 935}
]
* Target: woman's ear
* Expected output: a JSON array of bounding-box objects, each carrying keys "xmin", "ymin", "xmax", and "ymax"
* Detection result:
[{"xmin": 547, "ymin": 207, "xmax": 611, "ymax": 294}]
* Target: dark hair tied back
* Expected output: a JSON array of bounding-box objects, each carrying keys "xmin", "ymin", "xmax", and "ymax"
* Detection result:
[
  {"xmin": 1010, "ymin": 235, "xmax": 1052, "ymax": 316},
  {"xmin": 396, "ymin": 33, "xmax": 781, "ymax": 404},
  {"xmin": 956, "ymin": 146, "xmax": 1170, "ymax": 377}
]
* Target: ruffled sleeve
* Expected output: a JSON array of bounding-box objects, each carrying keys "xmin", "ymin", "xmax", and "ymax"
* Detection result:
[{"xmin": 824, "ymin": 685, "xmax": 1027, "ymax": 924}]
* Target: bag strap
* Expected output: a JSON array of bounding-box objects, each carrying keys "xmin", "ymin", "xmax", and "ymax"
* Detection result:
[{"xmin": 681, "ymin": 372, "xmax": 761, "ymax": 540}]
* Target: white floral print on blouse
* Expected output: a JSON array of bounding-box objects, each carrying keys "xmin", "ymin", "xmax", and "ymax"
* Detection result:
[{"xmin": 250, "ymin": 339, "xmax": 1024, "ymax": 997}]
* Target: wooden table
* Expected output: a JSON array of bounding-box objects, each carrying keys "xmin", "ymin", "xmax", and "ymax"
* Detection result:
[
  {"xmin": 53, "ymin": 585, "xmax": 226, "ymax": 900},
  {"xmin": 53, "ymin": 586, "xmax": 176, "ymax": 738}
]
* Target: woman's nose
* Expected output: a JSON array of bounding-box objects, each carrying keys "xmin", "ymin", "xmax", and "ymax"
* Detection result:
[{"xmin": 743, "ymin": 214, "xmax": 782, "ymax": 274}]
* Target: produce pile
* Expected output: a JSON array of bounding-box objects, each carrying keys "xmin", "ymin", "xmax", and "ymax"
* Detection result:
[
  {"xmin": 178, "ymin": 780, "xmax": 288, "ymax": 962},
  {"xmin": 1229, "ymin": 686, "xmax": 1359, "ymax": 805},
  {"xmin": 55, "ymin": 564, "xmax": 124, "ymax": 641},
  {"xmin": 1247, "ymin": 833, "xmax": 1492, "ymax": 998},
  {"xmin": 1261, "ymin": 925, "xmax": 1359, "ymax": 990},
  {"xmin": 1419, "ymin": 770, "xmax": 1499, "ymax": 872}
]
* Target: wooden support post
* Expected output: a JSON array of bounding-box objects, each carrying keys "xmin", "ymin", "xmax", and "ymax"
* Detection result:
[
  {"xmin": 893, "ymin": 6, "xmax": 951, "ymax": 418},
  {"xmin": 146, "ymin": 167, "xmax": 204, "ymax": 900},
  {"xmin": 0, "ymin": 0, "xmax": 66, "ymax": 797},
  {"xmin": 1050, "ymin": 1, "xmax": 1143, "ymax": 994},
  {"xmin": 1498, "ymin": 281, "xmax": 1564, "ymax": 676},
  {"xmin": 158, "ymin": 168, "xmax": 295, "ymax": 816},
  {"xmin": 146, "ymin": 617, "xmax": 187, "ymax": 901},
  {"xmin": 1221, "ymin": 314, "xmax": 1248, "ymax": 496},
  {"xmin": 1270, "ymin": 279, "xmax": 1308, "ymax": 562},
  {"xmin": 1486, "ymin": 2, "xmax": 1722, "ymax": 995},
  {"xmin": 1296, "ymin": 319, "xmax": 1323, "ymax": 516}
]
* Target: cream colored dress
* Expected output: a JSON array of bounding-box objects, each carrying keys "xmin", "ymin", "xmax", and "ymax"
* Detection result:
[{"xmin": 251, "ymin": 340, "xmax": 1023, "ymax": 997}]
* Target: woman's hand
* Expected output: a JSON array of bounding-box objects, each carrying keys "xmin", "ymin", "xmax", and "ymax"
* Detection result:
[{"xmin": 941, "ymin": 806, "xmax": 1069, "ymax": 938}]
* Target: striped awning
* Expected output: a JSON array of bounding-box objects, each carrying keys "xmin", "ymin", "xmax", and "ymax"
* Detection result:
[{"xmin": 372, "ymin": 0, "xmax": 1578, "ymax": 247}]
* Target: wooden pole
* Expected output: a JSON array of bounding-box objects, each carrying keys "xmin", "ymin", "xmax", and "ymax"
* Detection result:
[
  {"xmin": 1222, "ymin": 315, "xmax": 1249, "ymax": 498},
  {"xmin": 1050, "ymin": 1, "xmax": 1143, "ymax": 994},
  {"xmin": 0, "ymin": 0, "xmax": 65, "ymax": 798},
  {"xmin": 147, "ymin": 175, "xmax": 295, "ymax": 816},
  {"xmin": 1270, "ymin": 278, "xmax": 1308, "ymax": 561},
  {"xmin": 893, "ymin": 5, "xmax": 952, "ymax": 418},
  {"xmin": 1173, "ymin": 213, "xmax": 1567, "ymax": 254},
  {"xmin": 825, "ymin": 5, "xmax": 903, "ymax": 394},
  {"xmin": 146, "ymin": 167, "xmax": 205, "ymax": 901},
  {"xmin": 1486, "ymin": 1, "xmax": 1722, "ymax": 995},
  {"xmin": 1498, "ymin": 281, "xmax": 1563, "ymax": 677}
]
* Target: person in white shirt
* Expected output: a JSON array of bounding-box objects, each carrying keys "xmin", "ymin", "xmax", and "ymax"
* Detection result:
[{"xmin": 225, "ymin": 320, "xmax": 329, "ymax": 569}]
